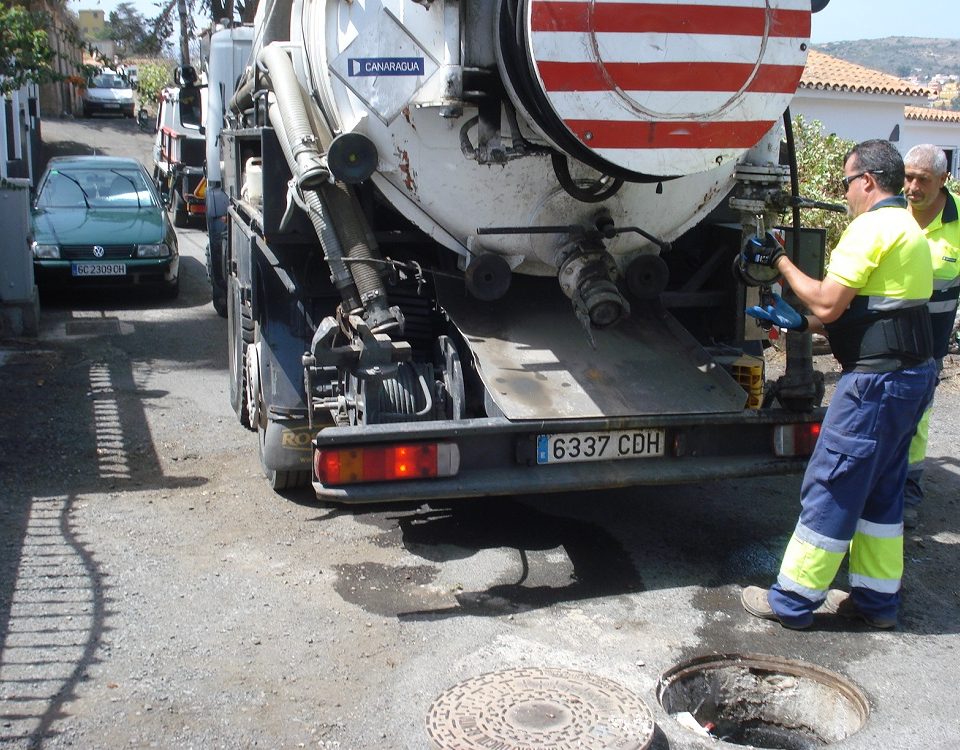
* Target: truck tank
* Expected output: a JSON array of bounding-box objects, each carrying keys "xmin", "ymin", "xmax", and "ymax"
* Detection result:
[
  {"xmin": 283, "ymin": 0, "xmax": 811, "ymax": 323},
  {"xmin": 215, "ymin": 0, "xmax": 827, "ymax": 497}
]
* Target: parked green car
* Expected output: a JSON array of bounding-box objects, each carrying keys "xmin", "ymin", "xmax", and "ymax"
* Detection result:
[{"xmin": 31, "ymin": 156, "xmax": 180, "ymax": 298}]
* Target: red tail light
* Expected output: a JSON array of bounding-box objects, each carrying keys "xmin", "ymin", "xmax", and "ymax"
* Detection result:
[
  {"xmin": 314, "ymin": 442, "xmax": 460, "ymax": 485},
  {"xmin": 773, "ymin": 423, "xmax": 821, "ymax": 457}
]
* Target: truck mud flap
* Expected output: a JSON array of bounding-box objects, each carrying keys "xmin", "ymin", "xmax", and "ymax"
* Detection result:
[{"xmin": 436, "ymin": 276, "xmax": 747, "ymax": 419}]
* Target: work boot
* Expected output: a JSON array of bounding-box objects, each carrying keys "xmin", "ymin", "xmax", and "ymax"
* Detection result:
[
  {"xmin": 740, "ymin": 586, "xmax": 811, "ymax": 630},
  {"xmin": 823, "ymin": 589, "xmax": 897, "ymax": 629},
  {"xmin": 903, "ymin": 506, "xmax": 920, "ymax": 530}
]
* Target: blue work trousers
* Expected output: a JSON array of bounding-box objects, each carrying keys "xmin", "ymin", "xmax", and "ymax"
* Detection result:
[{"xmin": 769, "ymin": 359, "xmax": 937, "ymax": 627}]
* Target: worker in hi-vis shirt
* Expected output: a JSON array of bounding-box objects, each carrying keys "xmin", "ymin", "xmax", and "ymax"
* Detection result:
[
  {"xmin": 901, "ymin": 144, "xmax": 960, "ymax": 529},
  {"xmin": 740, "ymin": 139, "xmax": 936, "ymax": 630}
]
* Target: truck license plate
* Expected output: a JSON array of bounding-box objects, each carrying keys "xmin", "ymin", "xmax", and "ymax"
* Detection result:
[
  {"xmin": 536, "ymin": 429, "xmax": 665, "ymax": 465},
  {"xmin": 72, "ymin": 263, "xmax": 127, "ymax": 277}
]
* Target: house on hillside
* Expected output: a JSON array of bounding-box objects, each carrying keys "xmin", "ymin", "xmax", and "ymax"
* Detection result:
[{"xmin": 792, "ymin": 50, "xmax": 960, "ymax": 178}]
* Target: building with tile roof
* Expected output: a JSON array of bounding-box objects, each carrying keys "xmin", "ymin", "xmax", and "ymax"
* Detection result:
[{"xmin": 791, "ymin": 50, "xmax": 959, "ymax": 177}]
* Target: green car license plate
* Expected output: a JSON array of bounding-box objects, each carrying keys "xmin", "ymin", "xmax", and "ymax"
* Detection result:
[
  {"xmin": 72, "ymin": 262, "xmax": 127, "ymax": 277},
  {"xmin": 536, "ymin": 429, "xmax": 665, "ymax": 464}
]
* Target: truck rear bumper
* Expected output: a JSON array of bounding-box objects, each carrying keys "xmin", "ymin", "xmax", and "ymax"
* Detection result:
[{"xmin": 311, "ymin": 410, "xmax": 824, "ymax": 502}]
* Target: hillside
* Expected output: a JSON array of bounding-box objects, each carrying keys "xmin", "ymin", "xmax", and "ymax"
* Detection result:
[{"xmin": 813, "ymin": 37, "xmax": 960, "ymax": 81}]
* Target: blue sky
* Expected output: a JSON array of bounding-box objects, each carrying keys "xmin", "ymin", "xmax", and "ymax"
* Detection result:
[
  {"xmin": 71, "ymin": 0, "xmax": 957, "ymax": 44},
  {"xmin": 811, "ymin": 0, "xmax": 959, "ymax": 43}
]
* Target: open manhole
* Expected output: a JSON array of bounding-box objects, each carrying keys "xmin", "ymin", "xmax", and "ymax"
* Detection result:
[
  {"xmin": 426, "ymin": 666, "xmax": 656, "ymax": 749},
  {"xmin": 657, "ymin": 653, "xmax": 869, "ymax": 749}
]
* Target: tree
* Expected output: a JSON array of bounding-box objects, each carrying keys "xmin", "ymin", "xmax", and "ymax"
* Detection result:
[
  {"xmin": 135, "ymin": 60, "xmax": 174, "ymax": 110},
  {"xmin": 106, "ymin": 2, "xmax": 170, "ymax": 57},
  {"xmin": 785, "ymin": 115, "xmax": 855, "ymax": 254},
  {"xmin": 0, "ymin": 5, "xmax": 57, "ymax": 94}
]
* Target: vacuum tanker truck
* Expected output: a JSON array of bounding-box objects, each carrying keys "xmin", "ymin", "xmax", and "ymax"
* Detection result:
[{"xmin": 205, "ymin": 0, "xmax": 829, "ymax": 500}]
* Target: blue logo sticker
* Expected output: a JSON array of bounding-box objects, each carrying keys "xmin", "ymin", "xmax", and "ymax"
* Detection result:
[{"xmin": 348, "ymin": 57, "xmax": 425, "ymax": 77}]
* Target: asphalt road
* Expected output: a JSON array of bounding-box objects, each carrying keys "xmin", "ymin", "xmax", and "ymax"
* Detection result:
[{"xmin": 1, "ymin": 116, "xmax": 959, "ymax": 750}]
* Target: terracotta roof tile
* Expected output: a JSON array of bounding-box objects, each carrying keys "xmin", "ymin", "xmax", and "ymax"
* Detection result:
[
  {"xmin": 904, "ymin": 105, "xmax": 960, "ymax": 123},
  {"xmin": 801, "ymin": 50, "xmax": 930, "ymax": 98}
]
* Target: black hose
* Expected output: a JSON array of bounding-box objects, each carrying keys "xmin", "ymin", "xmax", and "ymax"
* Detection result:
[
  {"xmin": 551, "ymin": 152, "xmax": 624, "ymax": 203},
  {"xmin": 783, "ymin": 106, "xmax": 803, "ymax": 261}
]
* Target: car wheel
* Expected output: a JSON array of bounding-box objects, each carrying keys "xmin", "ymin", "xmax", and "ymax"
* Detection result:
[{"xmin": 159, "ymin": 274, "xmax": 180, "ymax": 300}]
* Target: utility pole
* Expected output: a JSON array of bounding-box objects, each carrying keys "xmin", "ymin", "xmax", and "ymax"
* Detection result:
[{"xmin": 177, "ymin": 0, "xmax": 190, "ymax": 66}]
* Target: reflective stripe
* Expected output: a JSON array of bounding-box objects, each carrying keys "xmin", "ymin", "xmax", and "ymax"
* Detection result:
[
  {"xmin": 849, "ymin": 573, "xmax": 901, "ymax": 594},
  {"xmin": 928, "ymin": 298, "xmax": 960, "ymax": 314},
  {"xmin": 932, "ymin": 276, "xmax": 960, "ymax": 291},
  {"xmin": 794, "ymin": 521, "xmax": 848, "ymax": 554},
  {"xmin": 856, "ymin": 518, "xmax": 903, "ymax": 539},
  {"xmin": 779, "ymin": 534, "xmax": 846, "ymax": 595},
  {"xmin": 865, "ymin": 296, "xmax": 927, "ymax": 311},
  {"xmin": 849, "ymin": 529, "xmax": 903, "ymax": 589},
  {"xmin": 907, "ymin": 403, "xmax": 929, "ymax": 466},
  {"xmin": 776, "ymin": 572, "xmax": 826, "ymax": 602}
]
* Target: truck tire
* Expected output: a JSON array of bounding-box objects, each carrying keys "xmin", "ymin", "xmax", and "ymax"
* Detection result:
[
  {"xmin": 258, "ymin": 426, "xmax": 311, "ymax": 492},
  {"xmin": 211, "ymin": 279, "xmax": 228, "ymax": 318},
  {"xmin": 227, "ymin": 278, "xmax": 255, "ymax": 429},
  {"xmin": 171, "ymin": 188, "xmax": 190, "ymax": 228}
]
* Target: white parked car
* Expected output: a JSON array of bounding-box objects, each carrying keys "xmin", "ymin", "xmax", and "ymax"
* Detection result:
[{"xmin": 82, "ymin": 70, "xmax": 135, "ymax": 118}]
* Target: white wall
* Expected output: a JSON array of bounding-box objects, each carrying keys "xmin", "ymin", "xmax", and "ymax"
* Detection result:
[
  {"xmin": 901, "ymin": 121, "xmax": 960, "ymax": 178},
  {"xmin": 790, "ymin": 89, "xmax": 911, "ymax": 144},
  {"xmin": 791, "ymin": 88, "xmax": 960, "ymax": 178}
]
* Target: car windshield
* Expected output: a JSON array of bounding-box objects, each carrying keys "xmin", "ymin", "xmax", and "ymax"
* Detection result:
[
  {"xmin": 37, "ymin": 168, "xmax": 157, "ymax": 209},
  {"xmin": 88, "ymin": 73, "xmax": 131, "ymax": 90}
]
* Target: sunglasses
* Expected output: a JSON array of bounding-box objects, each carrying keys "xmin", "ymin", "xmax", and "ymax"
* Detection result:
[{"xmin": 841, "ymin": 170, "xmax": 884, "ymax": 192}]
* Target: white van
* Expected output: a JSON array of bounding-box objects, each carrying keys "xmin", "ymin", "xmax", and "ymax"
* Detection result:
[{"xmin": 82, "ymin": 70, "xmax": 135, "ymax": 118}]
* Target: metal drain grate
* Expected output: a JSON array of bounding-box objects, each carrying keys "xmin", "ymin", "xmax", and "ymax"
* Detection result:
[
  {"xmin": 65, "ymin": 319, "xmax": 122, "ymax": 336},
  {"xmin": 426, "ymin": 666, "xmax": 655, "ymax": 750}
]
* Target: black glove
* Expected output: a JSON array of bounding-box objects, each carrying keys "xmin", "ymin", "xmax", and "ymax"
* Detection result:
[{"xmin": 741, "ymin": 232, "xmax": 786, "ymax": 268}]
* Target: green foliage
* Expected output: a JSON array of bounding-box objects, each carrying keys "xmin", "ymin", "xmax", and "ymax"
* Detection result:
[
  {"xmin": 107, "ymin": 2, "xmax": 171, "ymax": 57},
  {"xmin": 135, "ymin": 61, "xmax": 174, "ymax": 107},
  {"xmin": 784, "ymin": 115, "xmax": 855, "ymax": 253},
  {"xmin": 0, "ymin": 6, "xmax": 58, "ymax": 94}
]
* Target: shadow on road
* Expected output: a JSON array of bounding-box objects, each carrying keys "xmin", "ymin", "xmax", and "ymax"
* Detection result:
[{"xmin": 0, "ymin": 332, "xmax": 208, "ymax": 745}]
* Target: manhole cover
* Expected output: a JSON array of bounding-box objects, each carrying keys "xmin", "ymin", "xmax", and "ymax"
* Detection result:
[
  {"xmin": 66, "ymin": 319, "xmax": 122, "ymax": 336},
  {"xmin": 426, "ymin": 666, "xmax": 655, "ymax": 750},
  {"xmin": 657, "ymin": 653, "xmax": 869, "ymax": 749}
]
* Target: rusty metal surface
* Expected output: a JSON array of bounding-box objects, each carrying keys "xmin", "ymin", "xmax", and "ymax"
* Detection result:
[
  {"xmin": 426, "ymin": 666, "xmax": 655, "ymax": 750},
  {"xmin": 437, "ymin": 276, "xmax": 747, "ymax": 419}
]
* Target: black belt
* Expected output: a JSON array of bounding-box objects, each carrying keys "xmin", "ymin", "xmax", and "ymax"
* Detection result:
[{"xmin": 826, "ymin": 305, "xmax": 933, "ymax": 372}]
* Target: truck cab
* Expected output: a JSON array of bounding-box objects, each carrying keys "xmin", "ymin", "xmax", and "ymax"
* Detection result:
[
  {"xmin": 152, "ymin": 66, "xmax": 207, "ymax": 228},
  {"xmin": 202, "ymin": 25, "xmax": 254, "ymax": 317}
]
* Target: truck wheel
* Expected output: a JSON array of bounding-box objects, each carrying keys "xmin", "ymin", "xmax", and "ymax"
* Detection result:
[
  {"xmin": 171, "ymin": 189, "xmax": 190, "ymax": 228},
  {"xmin": 227, "ymin": 279, "xmax": 255, "ymax": 429},
  {"xmin": 211, "ymin": 280, "xmax": 228, "ymax": 318},
  {"xmin": 258, "ymin": 426, "xmax": 311, "ymax": 492}
]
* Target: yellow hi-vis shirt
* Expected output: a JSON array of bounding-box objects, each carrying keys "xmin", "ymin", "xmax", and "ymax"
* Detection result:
[
  {"xmin": 827, "ymin": 200, "xmax": 932, "ymax": 309},
  {"xmin": 925, "ymin": 190, "xmax": 960, "ymax": 284},
  {"xmin": 922, "ymin": 190, "xmax": 960, "ymax": 358}
]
